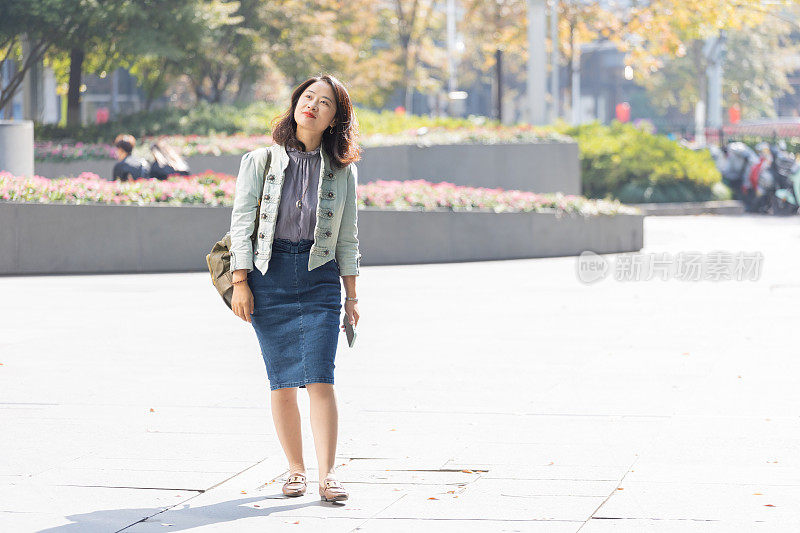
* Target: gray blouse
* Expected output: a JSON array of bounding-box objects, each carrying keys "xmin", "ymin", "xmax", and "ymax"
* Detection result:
[{"xmin": 274, "ymin": 144, "xmax": 321, "ymax": 241}]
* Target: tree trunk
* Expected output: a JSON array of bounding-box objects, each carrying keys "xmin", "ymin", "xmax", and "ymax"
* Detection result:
[
  {"xmin": 144, "ymin": 66, "xmax": 166, "ymax": 112},
  {"xmin": 495, "ymin": 48, "xmax": 503, "ymax": 123},
  {"xmin": 66, "ymin": 47, "xmax": 85, "ymax": 127}
]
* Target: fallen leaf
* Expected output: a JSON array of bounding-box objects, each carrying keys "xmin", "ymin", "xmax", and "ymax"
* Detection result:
[
  {"xmin": 738, "ymin": 375, "xmax": 742, "ymax": 378},
  {"xmin": 428, "ymin": 497, "xmax": 438, "ymax": 500},
  {"xmin": 547, "ymin": 461, "xmax": 554, "ymax": 465},
  {"xmin": 446, "ymin": 490, "xmax": 455, "ymax": 494},
  {"xmin": 461, "ymin": 469, "xmax": 474, "ymax": 473},
  {"xmin": 150, "ymin": 408, "xmax": 155, "ymax": 412},
  {"xmin": 617, "ymin": 487, "xmax": 624, "ymax": 490},
  {"xmin": 254, "ymin": 504, "xmax": 260, "ymax": 508},
  {"xmin": 753, "ymin": 492, "xmax": 763, "ymax": 495},
  {"xmin": 292, "ymin": 521, "xmax": 300, "ymax": 524},
  {"xmin": 389, "ymin": 429, "xmax": 396, "ymax": 431},
  {"xmin": 241, "ymin": 491, "xmax": 247, "ymax": 494},
  {"xmin": 764, "ymin": 504, "xmax": 776, "ymax": 507}
]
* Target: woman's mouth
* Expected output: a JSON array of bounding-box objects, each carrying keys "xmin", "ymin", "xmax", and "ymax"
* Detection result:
[{"xmin": 302, "ymin": 111, "xmax": 316, "ymax": 119}]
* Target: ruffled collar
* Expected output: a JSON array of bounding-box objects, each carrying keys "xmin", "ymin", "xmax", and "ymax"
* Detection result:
[{"xmin": 287, "ymin": 144, "xmax": 321, "ymax": 159}]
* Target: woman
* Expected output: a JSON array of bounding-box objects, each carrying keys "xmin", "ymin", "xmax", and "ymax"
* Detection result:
[
  {"xmin": 228, "ymin": 75, "xmax": 362, "ymax": 503},
  {"xmin": 148, "ymin": 139, "xmax": 190, "ymax": 180}
]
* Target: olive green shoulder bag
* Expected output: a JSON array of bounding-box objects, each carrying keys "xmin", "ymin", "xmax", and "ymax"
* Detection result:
[{"xmin": 205, "ymin": 147, "xmax": 272, "ymax": 310}]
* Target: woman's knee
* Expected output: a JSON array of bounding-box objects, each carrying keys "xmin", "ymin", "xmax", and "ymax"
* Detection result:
[{"xmin": 305, "ymin": 382, "xmax": 335, "ymax": 396}]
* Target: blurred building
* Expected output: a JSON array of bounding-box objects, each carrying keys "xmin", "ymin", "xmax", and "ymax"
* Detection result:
[{"xmin": 1, "ymin": 59, "xmax": 145, "ymax": 125}]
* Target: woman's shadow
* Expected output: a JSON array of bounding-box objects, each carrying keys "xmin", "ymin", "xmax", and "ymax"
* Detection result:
[{"xmin": 37, "ymin": 491, "xmax": 347, "ymax": 532}]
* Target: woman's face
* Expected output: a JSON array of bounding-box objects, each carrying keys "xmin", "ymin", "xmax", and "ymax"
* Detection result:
[{"xmin": 294, "ymin": 81, "xmax": 338, "ymax": 135}]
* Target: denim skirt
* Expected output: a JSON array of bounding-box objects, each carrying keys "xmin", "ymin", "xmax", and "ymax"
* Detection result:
[{"xmin": 247, "ymin": 238, "xmax": 342, "ymax": 390}]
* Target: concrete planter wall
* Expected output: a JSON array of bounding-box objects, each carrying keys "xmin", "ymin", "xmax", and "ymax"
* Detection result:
[
  {"xmin": 356, "ymin": 142, "xmax": 580, "ymax": 194},
  {"xmin": 0, "ymin": 202, "xmax": 641, "ymax": 275},
  {"xmin": 34, "ymin": 142, "xmax": 581, "ymax": 195},
  {"xmin": 33, "ymin": 154, "xmax": 242, "ymax": 182}
]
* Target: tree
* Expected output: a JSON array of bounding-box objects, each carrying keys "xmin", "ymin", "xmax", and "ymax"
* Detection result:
[
  {"xmin": 641, "ymin": 17, "xmax": 798, "ymax": 120},
  {"xmin": 385, "ymin": 0, "xmax": 447, "ymax": 113},
  {"xmin": 460, "ymin": 0, "xmax": 528, "ymax": 120},
  {"xmin": 0, "ymin": 0, "xmax": 87, "ymax": 113}
]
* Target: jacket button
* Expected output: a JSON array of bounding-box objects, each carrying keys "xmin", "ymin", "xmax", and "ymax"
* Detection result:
[
  {"xmin": 259, "ymin": 232, "xmax": 265, "ymax": 239},
  {"xmin": 254, "ymin": 250, "xmax": 259, "ymax": 255},
  {"xmin": 325, "ymin": 230, "xmax": 332, "ymax": 237},
  {"xmin": 327, "ymin": 172, "xmax": 333, "ymax": 178},
  {"xmin": 326, "ymin": 210, "xmax": 333, "ymax": 217},
  {"xmin": 261, "ymin": 213, "xmax": 267, "ymax": 219},
  {"xmin": 326, "ymin": 191, "xmax": 334, "ymax": 198},
  {"xmin": 324, "ymin": 250, "xmax": 329, "ymax": 255},
  {"xmin": 264, "ymin": 194, "xmax": 270, "ymax": 200},
  {"xmin": 268, "ymin": 175, "xmax": 275, "ymax": 181}
]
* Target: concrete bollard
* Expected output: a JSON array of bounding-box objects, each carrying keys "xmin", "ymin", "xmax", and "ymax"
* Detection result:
[{"xmin": 0, "ymin": 120, "xmax": 35, "ymax": 177}]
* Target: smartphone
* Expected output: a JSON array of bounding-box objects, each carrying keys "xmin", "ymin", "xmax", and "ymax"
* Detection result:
[{"xmin": 343, "ymin": 313, "xmax": 357, "ymax": 347}]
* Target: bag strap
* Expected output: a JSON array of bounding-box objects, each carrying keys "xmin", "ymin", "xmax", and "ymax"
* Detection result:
[{"xmin": 250, "ymin": 145, "xmax": 273, "ymax": 242}]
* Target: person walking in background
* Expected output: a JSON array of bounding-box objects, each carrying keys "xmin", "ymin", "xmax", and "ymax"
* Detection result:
[
  {"xmin": 111, "ymin": 134, "xmax": 150, "ymax": 181},
  {"xmin": 148, "ymin": 140, "xmax": 190, "ymax": 180},
  {"xmin": 228, "ymin": 74, "xmax": 362, "ymax": 503}
]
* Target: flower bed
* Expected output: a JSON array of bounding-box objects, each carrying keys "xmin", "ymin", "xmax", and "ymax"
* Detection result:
[
  {"xmin": 0, "ymin": 172, "xmax": 637, "ymax": 216},
  {"xmin": 34, "ymin": 126, "xmax": 570, "ymax": 162}
]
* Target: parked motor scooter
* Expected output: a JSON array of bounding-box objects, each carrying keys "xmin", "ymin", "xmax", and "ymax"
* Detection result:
[
  {"xmin": 741, "ymin": 142, "xmax": 773, "ymax": 213},
  {"xmin": 770, "ymin": 152, "xmax": 800, "ymax": 216},
  {"xmin": 713, "ymin": 142, "xmax": 757, "ymax": 200}
]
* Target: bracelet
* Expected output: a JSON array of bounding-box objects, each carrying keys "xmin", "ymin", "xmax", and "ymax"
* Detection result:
[
  {"xmin": 232, "ymin": 279, "xmax": 247, "ymax": 285},
  {"xmin": 345, "ymin": 297, "xmax": 358, "ymax": 302}
]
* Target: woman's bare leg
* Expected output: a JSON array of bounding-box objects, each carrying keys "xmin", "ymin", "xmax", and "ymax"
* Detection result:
[
  {"xmin": 305, "ymin": 383, "xmax": 339, "ymax": 481},
  {"xmin": 270, "ymin": 387, "xmax": 305, "ymax": 475}
]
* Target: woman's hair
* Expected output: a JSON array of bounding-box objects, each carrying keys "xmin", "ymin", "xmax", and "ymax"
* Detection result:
[
  {"xmin": 114, "ymin": 134, "xmax": 136, "ymax": 155},
  {"xmin": 271, "ymin": 74, "xmax": 361, "ymax": 169},
  {"xmin": 150, "ymin": 140, "xmax": 189, "ymax": 172}
]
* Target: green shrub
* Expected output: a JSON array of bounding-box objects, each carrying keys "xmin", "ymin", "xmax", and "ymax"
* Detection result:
[
  {"xmin": 35, "ymin": 101, "xmax": 502, "ymax": 143},
  {"xmin": 557, "ymin": 121, "xmax": 724, "ymax": 203},
  {"xmin": 35, "ymin": 101, "xmax": 284, "ymax": 142}
]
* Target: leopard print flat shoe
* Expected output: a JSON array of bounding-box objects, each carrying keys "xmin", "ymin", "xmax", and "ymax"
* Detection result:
[
  {"xmin": 319, "ymin": 477, "xmax": 349, "ymax": 502},
  {"xmin": 282, "ymin": 472, "xmax": 307, "ymax": 497}
]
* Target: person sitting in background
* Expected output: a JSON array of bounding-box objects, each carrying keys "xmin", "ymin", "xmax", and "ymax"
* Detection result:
[
  {"xmin": 112, "ymin": 134, "xmax": 150, "ymax": 181},
  {"xmin": 148, "ymin": 140, "xmax": 190, "ymax": 180}
]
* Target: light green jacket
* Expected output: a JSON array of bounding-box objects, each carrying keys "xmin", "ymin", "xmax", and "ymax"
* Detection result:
[{"xmin": 229, "ymin": 143, "xmax": 362, "ymax": 276}]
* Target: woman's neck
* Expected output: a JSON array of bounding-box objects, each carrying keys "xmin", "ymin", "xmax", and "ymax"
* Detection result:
[{"xmin": 295, "ymin": 126, "xmax": 322, "ymax": 152}]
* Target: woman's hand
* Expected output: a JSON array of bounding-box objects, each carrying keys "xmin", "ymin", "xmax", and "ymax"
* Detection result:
[
  {"xmin": 231, "ymin": 284, "xmax": 254, "ymax": 323},
  {"xmin": 341, "ymin": 300, "xmax": 359, "ymax": 331}
]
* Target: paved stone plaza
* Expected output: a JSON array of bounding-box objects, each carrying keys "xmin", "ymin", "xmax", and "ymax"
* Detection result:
[{"xmin": 1, "ymin": 213, "xmax": 798, "ymax": 532}]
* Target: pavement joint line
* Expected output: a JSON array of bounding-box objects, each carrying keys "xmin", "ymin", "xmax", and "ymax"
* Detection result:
[
  {"xmin": 114, "ymin": 457, "xmax": 275, "ymax": 533},
  {"xmin": 142, "ymin": 430, "xmax": 273, "ymax": 435},
  {"xmin": 349, "ymin": 517, "xmax": 587, "ymax": 524},
  {"xmin": 577, "ymin": 455, "xmax": 641, "ymax": 532},
  {"xmin": 590, "ymin": 517, "xmax": 725, "ymax": 522},
  {"xmin": 378, "ymin": 468, "xmax": 489, "ymax": 473},
  {"xmin": 500, "ymin": 494, "xmax": 607, "ymax": 498},
  {"xmin": 360, "ymin": 409, "xmax": 673, "ymax": 418},
  {"xmin": 53, "ymin": 484, "xmax": 205, "ymax": 492},
  {"xmin": 348, "ymin": 492, "xmax": 409, "ymax": 533}
]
